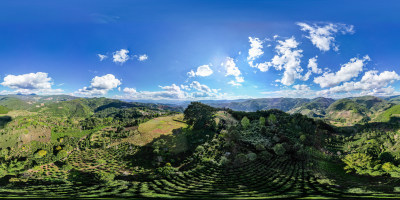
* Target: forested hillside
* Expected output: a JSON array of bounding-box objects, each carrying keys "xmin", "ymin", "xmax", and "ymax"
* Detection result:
[{"xmin": 0, "ymin": 96, "xmax": 400, "ymax": 198}]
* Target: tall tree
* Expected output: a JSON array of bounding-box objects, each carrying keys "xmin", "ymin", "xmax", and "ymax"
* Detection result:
[{"xmin": 184, "ymin": 102, "xmax": 216, "ymax": 130}]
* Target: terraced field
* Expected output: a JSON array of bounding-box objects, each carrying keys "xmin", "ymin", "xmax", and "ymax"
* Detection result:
[{"xmin": 2, "ymin": 155, "xmax": 400, "ymax": 199}]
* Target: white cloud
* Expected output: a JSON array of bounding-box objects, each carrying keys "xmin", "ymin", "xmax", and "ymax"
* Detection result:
[
  {"xmin": 248, "ymin": 37, "xmax": 306, "ymax": 85},
  {"xmin": 119, "ymin": 81, "xmax": 220, "ymax": 100},
  {"xmin": 113, "ymin": 49, "xmax": 130, "ymax": 64},
  {"xmin": 2, "ymin": 72, "xmax": 52, "ymax": 89},
  {"xmin": 222, "ymin": 57, "xmax": 240, "ymax": 77},
  {"xmin": 307, "ymin": 56, "xmax": 322, "ymax": 74},
  {"xmin": 75, "ymin": 74, "xmax": 121, "ymax": 96},
  {"xmin": 189, "ymin": 81, "xmax": 212, "ymax": 93},
  {"xmin": 247, "ymin": 37, "xmax": 264, "ymax": 68},
  {"xmin": 187, "ymin": 64, "xmax": 213, "ymax": 77},
  {"xmin": 228, "ymin": 80, "xmax": 242, "ymax": 86},
  {"xmin": 318, "ymin": 70, "xmax": 400, "ymax": 96},
  {"xmin": 1, "ymin": 72, "xmax": 63, "ymax": 95},
  {"xmin": 138, "ymin": 54, "xmax": 148, "ymax": 61},
  {"xmin": 314, "ymin": 55, "xmax": 370, "ymax": 88},
  {"xmin": 97, "ymin": 54, "xmax": 107, "ymax": 61},
  {"xmin": 235, "ymin": 76, "xmax": 244, "ymax": 83},
  {"xmin": 269, "ymin": 37, "xmax": 304, "ymax": 85},
  {"xmin": 123, "ymin": 87, "xmax": 137, "ymax": 94},
  {"xmin": 221, "ymin": 57, "xmax": 244, "ymax": 86},
  {"xmin": 297, "ymin": 22, "xmax": 354, "ymax": 52},
  {"xmin": 303, "ymin": 56, "xmax": 322, "ymax": 81},
  {"xmin": 293, "ymin": 84, "xmax": 310, "ymax": 90}
]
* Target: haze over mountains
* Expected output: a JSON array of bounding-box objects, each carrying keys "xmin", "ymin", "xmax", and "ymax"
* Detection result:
[{"xmin": 3, "ymin": 94, "xmax": 400, "ymax": 127}]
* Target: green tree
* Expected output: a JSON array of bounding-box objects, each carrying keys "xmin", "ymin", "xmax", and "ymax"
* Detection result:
[
  {"xmin": 259, "ymin": 116, "xmax": 266, "ymax": 127},
  {"xmin": 241, "ymin": 116, "xmax": 250, "ymax": 129},
  {"xmin": 56, "ymin": 150, "xmax": 68, "ymax": 160},
  {"xmin": 184, "ymin": 102, "xmax": 216, "ymax": 130},
  {"xmin": 268, "ymin": 114, "xmax": 277, "ymax": 124},
  {"xmin": 342, "ymin": 153, "xmax": 373, "ymax": 175},
  {"xmin": 273, "ymin": 143, "xmax": 286, "ymax": 156}
]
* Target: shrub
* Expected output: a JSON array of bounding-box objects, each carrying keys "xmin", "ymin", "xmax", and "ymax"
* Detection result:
[
  {"xmin": 235, "ymin": 153, "xmax": 247, "ymax": 164},
  {"xmin": 342, "ymin": 153, "xmax": 373, "ymax": 175},
  {"xmin": 35, "ymin": 150, "xmax": 47, "ymax": 158},
  {"xmin": 219, "ymin": 156, "xmax": 229, "ymax": 165},
  {"xmin": 57, "ymin": 150, "xmax": 68, "ymax": 160},
  {"xmin": 246, "ymin": 152, "xmax": 257, "ymax": 161},
  {"xmin": 97, "ymin": 159, "xmax": 107, "ymax": 165},
  {"xmin": 155, "ymin": 164, "xmax": 177, "ymax": 176},
  {"xmin": 95, "ymin": 171, "xmax": 115, "ymax": 183},
  {"xmin": 299, "ymin": 134, "xmax": 307, "ymax": 143},
  {"xmin": 259, "ymin": 117, "xmax": 266, "ymax": 127},
  {"xmin": 260, "ymin": 150, "xmax": 272, "ymax": 159},
  {"xmin": 273, "ymin": 144, "xmax": 286, "ymax": 156}
]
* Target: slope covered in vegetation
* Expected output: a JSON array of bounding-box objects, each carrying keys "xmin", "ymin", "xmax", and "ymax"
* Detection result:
[{"xmin": 0, "ymin": 97, "xmax": 400, "ymax": 198}]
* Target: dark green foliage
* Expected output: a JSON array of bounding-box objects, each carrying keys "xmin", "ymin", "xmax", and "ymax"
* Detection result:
[
  {"xmin": 184, "ymin": 102, "xmax": 216, "ymax": 130},
  {"xmin": 273, "ymin": 143, "xmax": 285, "ymax": 156},
  {"xmin": 95, "ymin": 171, "xmax": 115, "ymax": 183},
  {"xmin": 155, "ymin": 163, "xmax": 176, "ymax": 176}
]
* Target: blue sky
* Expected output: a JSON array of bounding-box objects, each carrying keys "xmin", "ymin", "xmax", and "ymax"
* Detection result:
[{"xmin": 0, "ymin": 0, "xmax": 400, "ymax": 100}]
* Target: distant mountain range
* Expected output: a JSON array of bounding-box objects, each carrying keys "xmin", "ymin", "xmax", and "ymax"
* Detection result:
[{"xmin": 2, "ymin": 94, "xmax": 400, "ymax": 126}]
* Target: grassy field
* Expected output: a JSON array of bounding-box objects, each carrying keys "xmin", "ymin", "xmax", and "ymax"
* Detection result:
[{"xmin": 115, "ymin": 114, "xmax": 188, "ymax": 154}]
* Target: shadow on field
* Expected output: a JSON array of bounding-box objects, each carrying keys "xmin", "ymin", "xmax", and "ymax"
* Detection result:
[
  {"xmin": 0, "ymin": 116, "xmax": 12, "ymax": 129},
  {"xmin": 335, "ymin": 117, "xmax": 400, "ymax": 135},
  {"xmin": 122, "ymin": 127, "xmax": 213, "ymax": 172}
]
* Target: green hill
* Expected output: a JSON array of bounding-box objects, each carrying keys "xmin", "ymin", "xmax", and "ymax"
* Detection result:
[
  {"xmin": 288, "ymin": 97, "xmax": 335, "ymax": 117},
  {"xmin": 210, "ymin": 98, "xmax": 310, "ymax": 112},
  {"xmin": 0, "ymin": 97, "xmax": 30, "ymax": 110},
  {"xmin": 375, "ymin": 104, "xmax": 400, "ymax": 122},
  {"xmin": 0, "ymin": 105, "xmax": 10, "ymax": 114},
  {"xmin": 326, "ymin": 96, "xmax": 393, "ymax": 125}
]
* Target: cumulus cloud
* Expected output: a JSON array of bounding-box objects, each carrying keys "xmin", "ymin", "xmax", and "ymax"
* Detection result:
[
  {"xmin": 247, "ymin": 37, "xmax": 305, "ymax": 86},
  {"xmin": 1, "ymin": 72, "xmax": 63, "ymax": 95},
  {"xmin": 122, "ymin": 84, "xmax": 186, "ymax": 99},
  {"xmin": 187, "ymin": 64, "xmax": 213, "ymax": 77},
  {"xmin": 221, "ymin": 57, "xmax": 244, "ymax": 86},
  {"xmin": 297, "ymin": 22, "xmax": 354, "ymax": 52},
  {"xmin": 97, "ymin": 54, "xmax": 107, "ymax": 61},
  {"xmin": 318, "ymin": 70, "xmax": 400, "ymax": 96},
  {"xmin": 75, "ymin": 74, "xmax": 121, "ymax": 96},
  {"xmin": 113, "ymin": 49, "xmax": 130, "ymax": 64},
  {"xmin": 293, "ymin": 84, "xmax": 310, "ymax": 90},
  {"xmin": 314, "ymin": 55, "xmax": 370, "ymax": 88},
  {"xmin": 247, "ymin": 37, "xmax": 264, "ymax": 68},
  {"xmin": 303, "ymin": 56, "xmax": 323, "ymax": 81},
  {"xmin": 2, "ymin": 72, "xmax": 52, "ymax": 89},
  {"xmin": 123, "ymin": 87, "xmax": 137, "ymax": 94},
  {"xmin": 120, "ymin": 81, "xmax": 220, "ymax": 100},
  {"xmin": 138, "ymin": 54, "xmax": 148, "ymax": 61}
]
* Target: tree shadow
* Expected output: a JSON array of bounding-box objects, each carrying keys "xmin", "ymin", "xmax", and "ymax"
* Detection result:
[
  {"xmin": 334, "ymin": 117, "xmax": 400, "ymax": 135},
  {"xmin": 0, "ymin": 116, "xmax": 12, "ymax": 129},
  {"xmin": 122, "ymin": 127, "xmax": 212, "ymax": 173}
]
